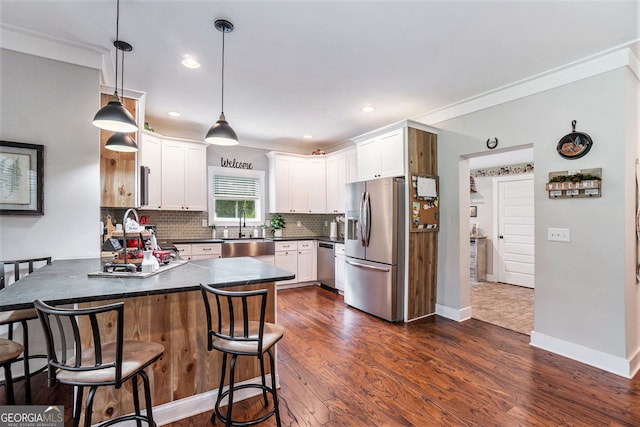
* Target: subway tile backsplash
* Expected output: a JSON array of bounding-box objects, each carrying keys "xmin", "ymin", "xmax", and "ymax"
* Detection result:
[{"xmin": 100, "ymin": 209, "xmax": 345, "ymax": 242}]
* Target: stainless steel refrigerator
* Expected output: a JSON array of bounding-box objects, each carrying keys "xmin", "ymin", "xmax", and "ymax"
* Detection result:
[{"xmin": 344, "ymin": 176, "xmax": 405, "ymax": 322}]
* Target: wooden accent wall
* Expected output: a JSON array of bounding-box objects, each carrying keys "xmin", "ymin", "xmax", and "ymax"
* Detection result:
[
  {"xmin": 407, "ymin": 128, "xmax": 438, "ymax": 320},
  {"xmin": 79, "ymin": 283, "xmax": 275, "ymax": 425},
  {"xmin": 100, "ymin": 93, "xmax": 137, "ymax": 207}
]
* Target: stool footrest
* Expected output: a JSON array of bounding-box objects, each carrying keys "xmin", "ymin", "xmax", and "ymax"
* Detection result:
[{"xmin": 215, "ymin": 383, "xmax": 278, "ymax": 427}]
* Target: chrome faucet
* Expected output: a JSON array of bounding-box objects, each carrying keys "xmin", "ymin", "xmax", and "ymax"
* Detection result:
[
  {"xmin": 122, "ymin": 208, "xmax": 139, "ymax": 262},
  {"xmin": 239, "ymin": 208, "xmax": 246, "ymax": 238}
]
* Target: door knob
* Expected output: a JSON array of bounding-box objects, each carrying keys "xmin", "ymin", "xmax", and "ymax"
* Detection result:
[{"xmin": 499, "ymin": 235, "xmax": 504, "ymax": 239}]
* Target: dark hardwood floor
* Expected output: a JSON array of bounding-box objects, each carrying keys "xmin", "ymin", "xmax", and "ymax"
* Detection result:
[{"xmin": 3, "ymin": 285, "xmax": 639, "ymax": 426}]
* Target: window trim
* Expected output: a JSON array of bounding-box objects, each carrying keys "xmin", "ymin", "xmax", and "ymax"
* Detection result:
[{"xmin": 207, "ymin": 166, "xmax": 265, "ymax": 227}]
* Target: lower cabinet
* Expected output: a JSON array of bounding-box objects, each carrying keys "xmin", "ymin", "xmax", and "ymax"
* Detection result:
[
  {"xmin": 274, "ymin": 240, "xmax": 316, "ymax": 287},
  {"xmin": 173, "ymin": 243, "xmax": 222, "ymax": 260},
  {"xmin": 335, "ymin": 243, "xmax": 345, "ymax": 293}
]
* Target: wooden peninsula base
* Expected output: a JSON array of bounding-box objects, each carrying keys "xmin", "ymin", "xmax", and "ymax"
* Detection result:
[{"xmin": 79, "ymin": 282, "xmax": 276, "ymax": 425}]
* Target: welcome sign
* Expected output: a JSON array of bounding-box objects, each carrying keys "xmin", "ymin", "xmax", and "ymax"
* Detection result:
[{"xmin": 221, "ymin": 157, "xmax": 253, "ymax": 170}]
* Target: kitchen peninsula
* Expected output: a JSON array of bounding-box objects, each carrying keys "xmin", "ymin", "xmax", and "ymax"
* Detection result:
[{"xmin": 0, "ymin": 257, "xmax": 294, "ymax": 424}]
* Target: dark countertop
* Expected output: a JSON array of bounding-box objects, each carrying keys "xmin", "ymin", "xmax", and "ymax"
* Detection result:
[
  {"xmin": 0, "ymin": 257, "xmax": 295, "ymax": 311},
  {"xmin": 167, "ymin": 235, "xmax": 344, "ymax": 245}
]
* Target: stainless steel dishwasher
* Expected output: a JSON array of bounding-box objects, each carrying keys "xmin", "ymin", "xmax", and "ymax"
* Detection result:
[{"xmin": 317, "ymin": 241, "xmax": 335, "ymax": 289}]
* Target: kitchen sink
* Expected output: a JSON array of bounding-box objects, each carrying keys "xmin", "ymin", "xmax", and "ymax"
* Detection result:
[{"xmin": 222, "ymin": 240, "xmax": 275, "ymax": 258}]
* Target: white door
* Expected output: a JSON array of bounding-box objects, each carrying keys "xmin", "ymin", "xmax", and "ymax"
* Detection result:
[{"xmin": 497, "ymin": 177, "xmax": 535, "ymax": 288}]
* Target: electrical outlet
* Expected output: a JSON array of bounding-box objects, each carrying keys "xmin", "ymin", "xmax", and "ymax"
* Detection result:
[
  {"xmin": 201, "ymin": 219, "xmax": 208, "ymax": 227},
  {"xmin": 548, "ymin": 227, "xmax": 570, "ymax": 242},
  {"xmin": 297, "ymin": 221, "xmax": 302, "ymax": 227},
  {"xmin": 324, "ymin": 221, "xmax": 328, "ymax": 227}
]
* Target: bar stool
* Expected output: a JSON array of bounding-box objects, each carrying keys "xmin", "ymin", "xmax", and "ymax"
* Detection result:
[
  {"xmin": 200, "ymin": 284, "xmax": 284, "ymax": 427},
  {"xmin": 34, "ymin": 299, "xmax": 164, "ymax": 427},
  {"xmin": 0, "ymin": 256, "xmax": 51, "ymax": 403},
  {"xmin": 0, "ymin": 338, "xmax": 24, "ymax": 404}
]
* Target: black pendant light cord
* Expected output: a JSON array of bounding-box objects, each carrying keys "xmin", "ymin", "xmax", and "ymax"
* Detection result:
[
  {"xmin": 114, "ymin": 0, "xmax": 120, "ymax": 97},
  {"xmin": 220, "ymin": 28, "xmax": 225, "ymax": 115}
]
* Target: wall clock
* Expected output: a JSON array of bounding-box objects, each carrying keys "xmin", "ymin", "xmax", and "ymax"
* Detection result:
[{"xmin": 557, "ymin": 120, "xmax": 593, "ymax": 160}]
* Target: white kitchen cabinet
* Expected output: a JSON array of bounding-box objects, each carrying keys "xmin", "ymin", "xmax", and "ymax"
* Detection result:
[
  {"xmin": 326, "ymin": 151, "xmax": 347, "ymax": 213},
  {"xmin": 356, "ymin": 129, "xmax": 404, "ymax": 180},
  {"xmin": 296, "ymin": 240, "xmax": 316, "ymax": 282},
  {"xmin": 274, "ymin": 241, "xmax": 298, "ymax": 285},
  {"xmin": 334, "ymin": 243, "xmax": 345, "ymax": 293},
  {"xmin": 173, "ymin": 243, "xmax": 221, "ymax": 260},
  {"xmin": 346, "ymin": 148, "xmax": 357, "ymax": 183},
  {"xmin": 139, "ymin": 132, "xmax": 206, "ymax": 211},
  {"xmin": 306, "ymin": 157, "xmax": 326, "ymax": 213},
  {"xmin": 268, "ymin": 153, "xmax": 326, "ymax": 213}
]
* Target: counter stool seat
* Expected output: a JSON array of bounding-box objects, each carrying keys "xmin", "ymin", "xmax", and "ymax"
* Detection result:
[
  {"xmin": 200, "ymin": 284, "xmax": 284, "ymax": 427},
  {"xmin": 0, "ymin": 338, "xmax": 24, "ymax": 404},
  {"xmin": 0, "ymin": 257, "xmax": 51, "ymax": 404},
  {"xmin": 34, "ymin": 299, "xmax": 164, "ymax": 427}
]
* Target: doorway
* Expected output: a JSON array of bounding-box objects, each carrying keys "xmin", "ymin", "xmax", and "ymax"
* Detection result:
[{"xmin": 467, "ymin": 147, "xmax": 535, "ymax": 334}]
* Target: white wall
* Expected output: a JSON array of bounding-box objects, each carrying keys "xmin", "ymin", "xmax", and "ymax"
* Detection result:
[
  {"xmin": 0, "ymin": 49, "xmax": 100, "ymax": 260},
  {"xmin": 431, "ymin": 66, "xmax": 640, "ymax": 377}
]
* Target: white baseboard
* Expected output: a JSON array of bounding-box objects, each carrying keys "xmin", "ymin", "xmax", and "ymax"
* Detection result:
[
  {"xmin": 435, "ymin": 304, "xmax": 472, "ymax": 322},
  {"xmin": 530, "ymin": 331, "xmax": 636, "ymax": 379},
  {"xmin": 102, "ymin": 374, "xmax": 278, "ymax": 427}
]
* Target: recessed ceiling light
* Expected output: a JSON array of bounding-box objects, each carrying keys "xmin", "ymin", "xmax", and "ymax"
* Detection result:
[
  {"xmin": 181, "ymin": 56, "xmax": 201, "ymax": 69},
  {"xmin": 168, "ymin": 111, "xmax": 181, "ymax": 117},
  {"xmin": 362, "ymin": 105, "xmax": 375, "ymax": 113},
  {"xmin": 303, "ymin": 135, "xmax": 313, "ymax": 139}
]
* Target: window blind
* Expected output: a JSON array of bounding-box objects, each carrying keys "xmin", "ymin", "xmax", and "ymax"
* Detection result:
[{"xmin": 213, "ymin": 175, "xmax": 260, "ymax": 199}]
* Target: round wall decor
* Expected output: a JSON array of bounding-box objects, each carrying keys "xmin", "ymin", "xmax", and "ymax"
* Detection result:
[{"xmin": 557, "ymin": 120, "xmax": 593, "ymax": 159}]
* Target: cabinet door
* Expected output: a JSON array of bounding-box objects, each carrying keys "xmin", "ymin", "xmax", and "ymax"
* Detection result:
[
  {"xmin": 356, "ymin": 138, "xmax": 381, "ymax": 181},
  {"xmin": 139, "ymin": 133, "xmax": 162, "ymax": 209},
  {"xmin": 289, "ymin": 157, "xmax": 308, "ymax": 213},
  {"xmin": 306, "ymin": 157, "xmax": 326, "ymax": 213},
  {"xmin": 184, "ymin": 143, "xmax": 207, "ymax": 210},
  {"xmin": 335, "ymin": 254, "xmax": 345, "ymax": 292},
  {"xmin": 271, "ymin": 156, "xmax": 292, "ymax": 213},
  {"xmin": 161, "ymin": 140, "xmax": 186, "ymax": 210},
  {"xmin": 378, "ymin": 129, "xmax": 404, "ymax": 178},
  {"xmin": 275, "ymin": 250, "xmax": 298, "ymax": 285},
  {"xmin": 297, "ymin": 249, "xmax": 314, "ymax": 282},
  {"xmin": 346, "ymin": 148, "xmax": 358, "ymax": 184},
  {"xmin": 326, "ymin": 152, "xmax": 346, "ymax": 213}
]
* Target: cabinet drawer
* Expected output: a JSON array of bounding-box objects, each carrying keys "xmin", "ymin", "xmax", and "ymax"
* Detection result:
[
  {"xmin": 192, "ymin": 243, "xmax": 222, "ymax": 256},
  {"xmin": 174, "ymin": 244, "xmax": 192, "ymax": 256},
  {"xmin": 275, "ymin": 241, "xmax": 298, "ymax": 251},
  {"xmin": 335, "ymin": 243, "xmax": 345, "ymax": 255},
  {"xmin": 297, "ymin": 240, "xmax": 314, "ymax": 250}
]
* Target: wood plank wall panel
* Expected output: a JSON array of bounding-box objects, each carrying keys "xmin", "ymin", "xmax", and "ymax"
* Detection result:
[
  {"xmin": 407, "ymin": 127, "xmax": 438, "ymax": 320},
  {"xmin": 79, "ymin": 282, "xmax": 275, "ymax": 424},
  {"xmin": 100, "ymin": 93, "xmax": 137, "ymax": 207}
]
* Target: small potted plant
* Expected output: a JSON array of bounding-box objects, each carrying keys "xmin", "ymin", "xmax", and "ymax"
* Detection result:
[
  {"xmin": 209, "ymin": 223, "xmax": 217, "ymax": 239},
  {"xmin": 270, "ymin": 214, "xmax": 285, "ymax": 237}
]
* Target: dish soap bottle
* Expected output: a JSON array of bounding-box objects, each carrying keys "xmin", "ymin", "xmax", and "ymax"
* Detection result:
[
  {"xmin": 253, "ymin": 226, "xmax": 259, "ymax": 238},
  {"xmin": 223, "ymin": 226, "xmax": 229, "ymax": 238}
]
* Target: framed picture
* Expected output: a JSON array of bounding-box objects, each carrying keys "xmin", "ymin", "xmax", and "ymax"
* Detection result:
[
  {"xmin": 0, "ymin": 141, "xmax": 44, "ymax": 215},
  {"xmin": 470, "ymin": 205, "xmax": 477, "ymax": 218}
]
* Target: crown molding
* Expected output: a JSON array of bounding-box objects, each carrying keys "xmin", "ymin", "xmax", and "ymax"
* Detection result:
[
  {"xmin": 0, "ymin": 24, "xmax": 113, "ymax": 85},
  {"xmin": 414, "ymin": 40, "xmax": 640, "ymax": 126}
]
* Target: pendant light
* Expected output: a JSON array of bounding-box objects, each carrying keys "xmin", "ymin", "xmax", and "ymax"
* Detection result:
[
  {"xmin": 92, "ymin": 0, "xmax": 138, "ymax": 133},
  {"xmin": 105, "ymin": 44, "xmax": 138, "ymax": 152},
  {"xmin": 205, "ymin": 19, "xmax": 239, "ymax": 146}
]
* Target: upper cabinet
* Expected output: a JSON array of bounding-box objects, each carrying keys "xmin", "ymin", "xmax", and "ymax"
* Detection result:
[
  {"xmin": 100, "ymin": 94, "xmax": 138, "ymax": 207},
  {"xmin": 325, "ymin": 147, "xmax": 356, "ymax": 213},
  {"xmin": 139, "ymin": 132, "xmax": 207, "ymax": 211},
  {"xmin": 268, "ymin": 152, "xmax": 326, "ymax": 213},
  {"xmin": 356, "ymin": 128, "xmax": 404, "ymax": 181}
]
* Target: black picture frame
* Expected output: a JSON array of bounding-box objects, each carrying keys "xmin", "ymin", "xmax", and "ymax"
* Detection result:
[
  {"xmin": 470, "ymin": 205, "xmax": 477, "ymax": 217},
  {"xmin": 0, "ymin": 141, "xmax": 44, "ymax": 215}
]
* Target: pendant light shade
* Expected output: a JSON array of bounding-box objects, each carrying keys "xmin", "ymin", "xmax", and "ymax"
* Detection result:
[
  {"xmin": 93, "ymin": 0, "xmax": 138, "ymax": 133},
  {"xmin": 105, "ymin": 132, "xmax": 138, "ymax": 152},
  {"xmin": 93, "ymin": 92, "xmax": 138, "ymax": 133},
  {"xmin": 205, "ymin": 19, "xmax": 239, "ymax": 146}
]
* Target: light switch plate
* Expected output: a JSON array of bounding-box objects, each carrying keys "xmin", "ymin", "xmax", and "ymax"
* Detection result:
[
  {"xmin": 548, "ymin": 227, "xmax": 570, "ymax": 242},
  {"xmin": 201, "ymin": 219, "xmax": 208, "ymax": 227}
]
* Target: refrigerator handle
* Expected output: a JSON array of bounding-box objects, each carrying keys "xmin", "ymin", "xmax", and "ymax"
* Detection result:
[
  {"xmin": 359, "ymin": 191, "xmax": 367, "ymax": 246},
  {"xmin": 364, "ymin": 191, "xmax": 371, "ymax": 247},
  {"xmin": 346, "ymin": 259, "xmax": 390, "ymax": 272}
]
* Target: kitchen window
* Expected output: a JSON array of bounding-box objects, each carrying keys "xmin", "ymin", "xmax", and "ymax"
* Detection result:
[{"xmin": 208, "ymin": 166, "xmax": 265, "ymax": 226}]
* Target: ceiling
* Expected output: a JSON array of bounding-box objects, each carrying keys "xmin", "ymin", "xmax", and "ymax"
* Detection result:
[{"xmin": 1, "ymin": 1, "xmax": 638, "ymax": 153}]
